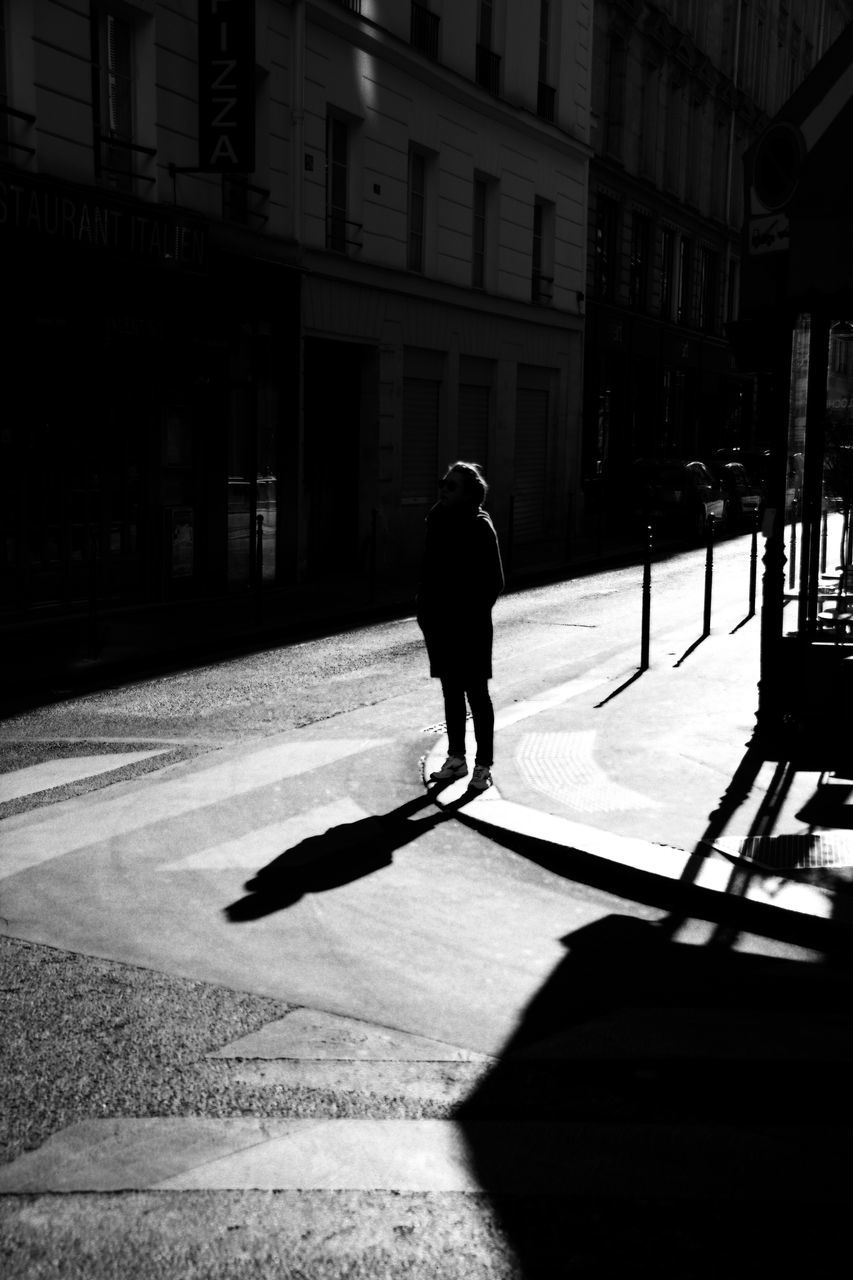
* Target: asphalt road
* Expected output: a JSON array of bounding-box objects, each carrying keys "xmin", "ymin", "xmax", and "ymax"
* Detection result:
[{"xmin": 5, "ymin": 531, "xmax": 841, "ymax": 1278}]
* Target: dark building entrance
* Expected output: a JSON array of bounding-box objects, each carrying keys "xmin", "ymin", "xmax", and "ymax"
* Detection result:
[{"xmin": 302, "ymin": 338, "xmax": 373, "ymax": 580}]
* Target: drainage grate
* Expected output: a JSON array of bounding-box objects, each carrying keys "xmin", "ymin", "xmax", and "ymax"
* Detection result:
[
  {"xmin": 421, "ymin": 713, "xmax": 473, "ymax": 734},
  {"xmin": 729, "ymin": 834, "xmax": 853, "ymax": 869}
]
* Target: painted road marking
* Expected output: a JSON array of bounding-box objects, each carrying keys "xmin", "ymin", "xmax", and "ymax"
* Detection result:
[
  {"xmin": 1, "ymin": 1116, "xmax": 848, "ymax": 1197},
  {"xmin": 159, "ymin": 798, "xmax": 370, "ymax": 871},
  {"xmin": 211, "ymin": 1007, "xmax": 493, "ymax": 1062},
  {"xmin": 0, "ymin": 751, "xmax": 170, "ymax": 804},
  {"xmin": 0, "ymin": 738, "xmax": 391, "ymax": 880}
]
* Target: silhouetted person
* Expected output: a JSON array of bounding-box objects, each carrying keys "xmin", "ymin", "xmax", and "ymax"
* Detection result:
[{"xmin": 417, "ymin": 461, "xmax": 504, "ymax": 792}]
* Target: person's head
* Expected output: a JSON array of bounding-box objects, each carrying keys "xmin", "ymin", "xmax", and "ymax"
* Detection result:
[{"xmin": 438, "ymin": 461, "xmax": 488, "ymax": 509}]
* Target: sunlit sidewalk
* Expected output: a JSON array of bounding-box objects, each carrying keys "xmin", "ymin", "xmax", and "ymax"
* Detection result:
[{"xmin": 424, "ymin": 606, "xmax": 853, "ymax": 936}]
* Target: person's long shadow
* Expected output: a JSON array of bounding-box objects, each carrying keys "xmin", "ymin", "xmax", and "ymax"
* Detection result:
[{"xmin": 224, "ymin": 784, "xmax": 469, "ymax": 921}]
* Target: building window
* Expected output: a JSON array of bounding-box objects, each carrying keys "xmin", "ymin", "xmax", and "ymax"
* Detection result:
[
  {"xmin": 629, "ymin": 213, "xmax": 650, "ymax": 311},
  {"xmin": 710, "ymin": 115, "xmax": 727, "ymax": 221},
  {"xmin": 531, "ymin": 199, "xmax": 554, "ymax": 304},
  {"xmin": 664, "ymin": 78, "xmax": 682, "ymax": 193},
  {"xmin": 605, "ymin": 33, "xmax": 627, "ymax": 158},
  {"xmin": 472, "ymin": 176, "xmax": 488, "ymax": 290},
  {"xmin": 790, "ymin": 23, "xmax": 801, "ymax": 95},
  {"xmin": 91, "ymin": 8, "xmax": 136, "ymax": 192},
  {"xmin": 594, "ymin": 196, "xmax": 619, "ymax": 302},
  {"xmin": 726, "ymin": 256, "xmax": 740, "ymax": 323},
  {"xmin": 408, "ymin": 147, "xmax": 427, "ymax": 273},
  {"xmin": 685, "ymin": 100, "xmax": 701, "ymax": 206},
  {"xmin": 640, "ymin": 63, "xmax": 659, "ymax": 179},
  {"xmin": 537, "ymin": 1, "xmax": 555, "ymax": 121},
  {"xmin": 677, "ymin": 236, "xmax": 692, "ymax": 326},
  {"xmin": 224, "ymin": 175, "xmax": 250, "ymax": 225},
  {"xmin": 326, "ymin": 114, "xmax": 349, "ymax": 252},
  {"xmin": 660, "ymin": 227, "xmax": 675, "ymax": 319},
  {"xmin": 476, "ymin": 0, "xmax": 501, "ymax": 95},
  {"xmin": 697, "ymin": 247, "xmax": 718, "ymax": 332},
  {"xmin": 410, "ymin": 3, "xmax": 439, "ymax": 61}
]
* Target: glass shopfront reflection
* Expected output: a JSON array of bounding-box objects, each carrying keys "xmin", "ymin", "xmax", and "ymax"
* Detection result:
[{"xmin": 782, "ymin": 315, "xmax": 853, "ymax": 643}]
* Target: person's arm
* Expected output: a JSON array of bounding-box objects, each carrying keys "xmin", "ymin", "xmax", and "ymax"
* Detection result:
[{"xmin": 471, "ymin": 517, "xmax": 504, "ymax": 607}]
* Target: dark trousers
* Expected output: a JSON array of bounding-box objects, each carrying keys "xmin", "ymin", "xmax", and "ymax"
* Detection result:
[{"xmin": 441, "ymin": 676, "xmax": 494, "ymax": 767}]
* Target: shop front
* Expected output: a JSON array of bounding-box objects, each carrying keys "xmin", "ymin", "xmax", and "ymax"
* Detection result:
[
  {"xmin": 0, "ymin": 169, "xmax": 299, "ymax": 651},
  {"xmin": 739, "ymin": 25, "xmax": 853, "ymax": 757}
]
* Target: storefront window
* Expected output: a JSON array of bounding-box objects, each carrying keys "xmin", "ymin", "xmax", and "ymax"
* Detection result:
[{"xmin": 783, "ymin": 313, "xmax": 853, "ymax": 641}]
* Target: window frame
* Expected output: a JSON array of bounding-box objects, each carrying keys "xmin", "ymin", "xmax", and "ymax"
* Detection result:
[
  {"xmin": 325, "ymin": 112, "xmax": 349, "ymax": 253},
  {"xmin": 91, "ymin": 6, "xmax": 136, "ymax": 192},
  {"xmin": 472, "ymin": 175, "xmax": 488, "ymax": 290},
  {"xmin": 408, "ymin": 146, "xmax": 427, "ymax": 273}
]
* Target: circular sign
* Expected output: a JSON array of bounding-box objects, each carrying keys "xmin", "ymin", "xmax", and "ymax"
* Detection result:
[{"xmin": 753, "ymin": 121, "xmax": 805, "ymax": 211}]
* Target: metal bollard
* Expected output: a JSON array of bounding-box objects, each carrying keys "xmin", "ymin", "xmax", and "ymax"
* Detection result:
[
  {"xmin": 640, "ymin": 523, "xmax": 652, "ymax": 670},
  {"xmin": 748, "ymin": 509, "xmax": 759, "ymax": 616},
  {"xmin": 703, "ymin": 514, "xmax": 715, "ymax": 637}
]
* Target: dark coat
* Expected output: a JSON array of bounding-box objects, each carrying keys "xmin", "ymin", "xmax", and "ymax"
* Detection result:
[{"xmin": 416, "ymin": 502, "xmax": 505, "ymax": 681}]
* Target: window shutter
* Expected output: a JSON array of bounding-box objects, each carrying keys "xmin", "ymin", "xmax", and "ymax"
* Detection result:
[
  {"xmin": 514, "ymin": 388, "xmax": 549, "ymax": 541},
  {"xmin": 402, "ymin": 377, "xmax": 439, "ymax": 503},
  {"xmin": 106, "ymin": 15, "xmax": 133, "ymax": 139},
  {"xmin": 458, "ymin": 384, "xmax": 490, "ymax": 470}
]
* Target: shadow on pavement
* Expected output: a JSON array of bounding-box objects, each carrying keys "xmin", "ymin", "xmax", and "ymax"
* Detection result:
[
  {"xmin": 454, "ymin": 736, "xmax": 853, "ymax": 1275},
  {"xmin": 224, "ymin": 784, "xmax": 471, "ymax": 921},
  {"xmin": 455, "ymin": 912, "xmax": 853, "ymax": 1278}
]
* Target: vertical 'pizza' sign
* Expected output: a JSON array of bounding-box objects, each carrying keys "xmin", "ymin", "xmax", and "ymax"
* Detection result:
[{"xmin": 198, "ymin": 1, "xmax": 256, "ymax": 173}]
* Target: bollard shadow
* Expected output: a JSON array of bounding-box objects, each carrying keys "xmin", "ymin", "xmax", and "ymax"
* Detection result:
[
  {"xmin": 673, "ymin": 630, "xmax": 709, "ymax": 665},
  {"xmin": 594, "ymin": 666, "xmax": 646, "ymax": 707},
  {"xmin": 455, "ymin": 911, "xmax": 853, "ymax": 1277},
  {"xmin": 224, "ymin": 783, "xmax": 470, "ymax": 921}
]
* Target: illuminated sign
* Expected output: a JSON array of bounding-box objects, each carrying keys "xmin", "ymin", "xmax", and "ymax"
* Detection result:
[
  {"xmin": 0, "ymin": 174, "xmax": 207, "ymax": 269},
  {"xmin": 749, "ymin": 214, "xmax": 791, "ymax": 256},
  {"xmin": 197, "ymin": 0, "xmax": 256, "ymax": 173}
]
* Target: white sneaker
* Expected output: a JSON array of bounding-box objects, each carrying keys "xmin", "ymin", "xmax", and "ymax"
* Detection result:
[
  {"xmin": 470, "ymin": 765, "xmax": 493, "ymax": 792},
  {"xmin": 429, "ymin": 754, "xmax": 468, "ymax": 781}
]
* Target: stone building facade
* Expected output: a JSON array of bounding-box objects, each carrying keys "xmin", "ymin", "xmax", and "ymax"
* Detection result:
[
  {"xmin": 0, "ymin": 0, "xmax": 593, "ymax": 647},
  {"xmin": 582, "ymin": 0, "xmax": 852, "ymax": 511}
]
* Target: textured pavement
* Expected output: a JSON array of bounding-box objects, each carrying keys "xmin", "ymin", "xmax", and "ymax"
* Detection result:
[
  {"xmin": 4, "ymin": 559, "xmax": 853, "ymax": 1276},
  {"xmin": 424, "ymin": 607, "xmax": 853, "ymax": 935}
]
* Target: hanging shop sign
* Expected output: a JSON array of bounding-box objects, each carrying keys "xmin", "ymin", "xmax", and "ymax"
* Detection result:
[
  {"xmin": 197, "ymin": 0, "xmax": 256, "ymax": 173},
  {"xmin": 0, "ymin": 172, "xmax": 207, "ymax": 269}
]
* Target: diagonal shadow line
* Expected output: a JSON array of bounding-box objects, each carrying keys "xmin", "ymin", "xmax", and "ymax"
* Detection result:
[
  {"xmin": 594, "ymin": 666, "xmax": 646, "ymax": 707},
  {"xmin": 730, "ymin": 609, "xmax": 756, "ymax": 633},
  {"xmin": 673, "ymin": 632, "xmax": 709, "ymax": 666}
]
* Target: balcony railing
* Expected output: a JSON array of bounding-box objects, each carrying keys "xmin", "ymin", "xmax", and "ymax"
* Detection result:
[
  {"xmin": 326, "ymin": 214, "xmax": 363, "ymax": 253},
  {"xmin": 531, "ymin": 271, "xmax": 554, "ymax": 304},
  {"xmin": 411, "ymin": 3, "xmax": 440, "ymax": 61},
  {"xmin": 223, "ymin": 175, "xmax": 271, "ymax": 227},
  {"xmin": 95, "ymin": 131, "xmax": 157, "ymax": 194},
  {"xmin": 537, "ymin": 81, "xmax": 556, "ymax": 122},
  {"xmin": 338, "ymin": 0, "xmax": 362, "ymax": 12},
  {"xmin": 0, "ymin": 103, "xmax": 37, "ymax": 160},
  {"xmin": 476, "ymin": 45, "xmax": 501, "ymax": 96}
]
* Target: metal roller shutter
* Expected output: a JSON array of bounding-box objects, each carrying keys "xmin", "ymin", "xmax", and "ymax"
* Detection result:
[
  {"xmin": 514, "ymin": 387, "xmax": 549, "ymax": 542},
  {"xmin": 402, "ymin": 377, "xmax": 440, "ymax": 503},
  {"xmin": 458, "ymin": 383, "xmax": 490, "ymax": 470}
]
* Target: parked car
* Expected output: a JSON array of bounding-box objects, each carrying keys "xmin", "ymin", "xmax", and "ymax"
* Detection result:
[
  {"xmin": 632, "ymin": 458, "xmax": 726, "ymax": 539},
  {"xmin": 708, "ymin": 460, "xmax": 763, "ymax": 528}
]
